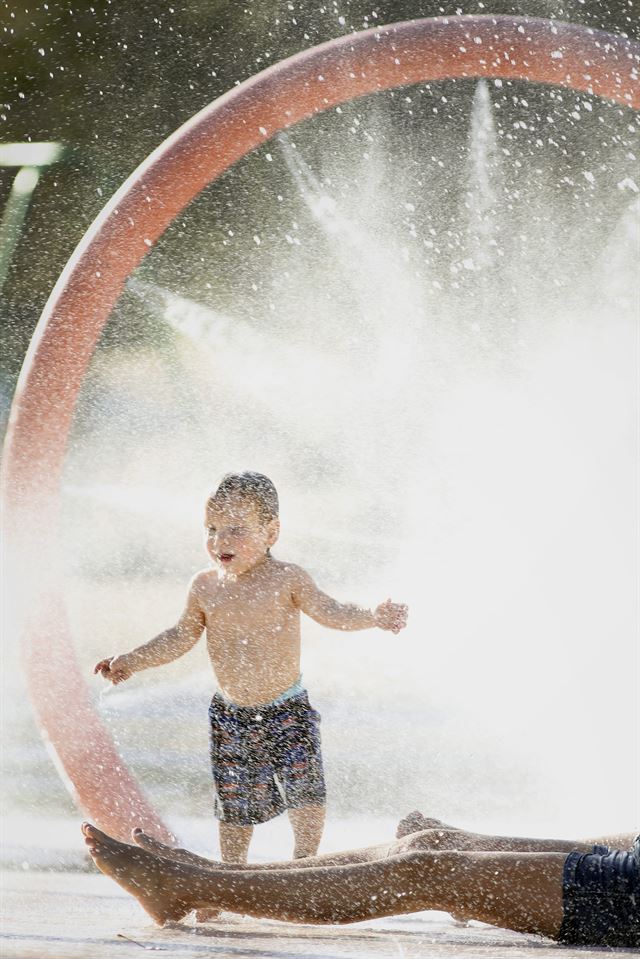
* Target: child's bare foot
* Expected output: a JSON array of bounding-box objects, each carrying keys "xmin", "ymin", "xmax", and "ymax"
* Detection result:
[
  {"xmin": 395, "ymin": 811, "xmax": 456, "ymax": 838},
  {"xmin": 82, "ymin": 823, "xmax": 194, "ymax": 925}
]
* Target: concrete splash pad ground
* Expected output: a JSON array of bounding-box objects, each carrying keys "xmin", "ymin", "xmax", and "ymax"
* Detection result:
[
  {"xmin": 3, "ymin": 814, "xmax": 638, "ymax": 957},
  {"xmin": 3, "ymin": 870, "xmax": 637, "ymax": 959}
]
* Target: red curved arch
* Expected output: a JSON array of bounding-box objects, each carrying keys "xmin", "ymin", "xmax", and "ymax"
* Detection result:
[{"xmin": 3, "ymin": 16, "xmax": 639, "ymax": 842}]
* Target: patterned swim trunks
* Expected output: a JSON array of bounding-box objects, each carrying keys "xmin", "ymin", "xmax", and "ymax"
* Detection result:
[{"xmin": 208, "ymin": 690, "xmax": 326, "ymax": 825}]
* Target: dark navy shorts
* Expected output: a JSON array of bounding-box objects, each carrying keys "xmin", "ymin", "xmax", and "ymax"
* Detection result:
[
  {"xmin": 208, "ymin": 691, "xmax": 326, "ymax": 826},
  {"xmin": 558, "ymin": 838, "xmax": 639, "ymax": 947}
]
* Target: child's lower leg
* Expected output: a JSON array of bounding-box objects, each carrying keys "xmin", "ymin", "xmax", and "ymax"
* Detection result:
[
  {"xmin": 219, "ymin": 821, "xmax": 253, "ymax": 863},
  {"xmin": 195, "ymin": 820, "xmax": 252, "ymax": 922},
  {"xmin": 289, "ymin": 804, "xmax": 325, "ymax": 858}
]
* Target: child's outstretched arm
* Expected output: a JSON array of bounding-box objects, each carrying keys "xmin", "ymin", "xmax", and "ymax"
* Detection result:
[
  {"xmin": 94, "ymin": 577, "xmax": 205, "ymax": 684},
  {"xmin": 290, "ymin": 567, "xmax": 408, "ymax": 634}
]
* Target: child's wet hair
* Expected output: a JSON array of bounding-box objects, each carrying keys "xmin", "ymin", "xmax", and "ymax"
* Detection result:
[{"xmin": 208, "ymin": 471, "xmax": 279, "ymax": 524}]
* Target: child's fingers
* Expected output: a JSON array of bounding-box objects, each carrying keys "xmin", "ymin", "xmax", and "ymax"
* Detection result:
[
  {"xmin": 394, "ymin": 612, "xmax": 408, "ymax": 631},
  {"xmin": 112, "ymin": 669, "xmax": 131, "ymax": 684}
]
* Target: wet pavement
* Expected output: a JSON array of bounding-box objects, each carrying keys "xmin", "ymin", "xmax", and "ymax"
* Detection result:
[{"xmin": 3, "ymin": 869, "xmax": 635, "ymax": 959}]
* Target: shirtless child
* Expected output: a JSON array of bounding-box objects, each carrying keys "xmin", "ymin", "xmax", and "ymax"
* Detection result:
[{"xmin": 95, "ymin": 471, "xmax": 408, "ymax": 871}]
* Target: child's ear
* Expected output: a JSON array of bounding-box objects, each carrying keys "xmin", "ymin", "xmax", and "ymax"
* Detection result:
[{"xmin": 267, "ymin": 518, "xmax": 280, "ymax": 546}]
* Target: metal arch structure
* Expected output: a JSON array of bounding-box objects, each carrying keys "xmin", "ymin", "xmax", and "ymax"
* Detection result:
[{"xmin": 2, "ymin": 16, "xmax": 639, "ymax": 843}]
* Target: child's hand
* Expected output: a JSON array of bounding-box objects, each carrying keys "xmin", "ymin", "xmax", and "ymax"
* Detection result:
[
  {"xmin": 374, "ymin": 599, "xmax": 408, "ymax": 634},
  {"xmin": 94, "ymin": 655, "xmax": 134, "ymax": 684}
]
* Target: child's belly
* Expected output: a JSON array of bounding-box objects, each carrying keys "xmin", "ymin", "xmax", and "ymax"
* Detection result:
[{"xmin": 206, "ymin": 632, "xmax": 302, "ymax": 706}]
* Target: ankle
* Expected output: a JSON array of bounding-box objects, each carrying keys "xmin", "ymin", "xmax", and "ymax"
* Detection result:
[{"xmin": 293, "ymin": 846, "xmax": 318, "ymax": 859}]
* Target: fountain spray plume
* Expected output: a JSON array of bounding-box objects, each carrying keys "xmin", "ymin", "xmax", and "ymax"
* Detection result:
[
  {"xmin": 125, "ymin": 276, "xmax": 377, "ymax": 492},
  {"xmin": 277, "ymin": 130, "xmax": 436, "ymax": 501},
  {"xmin": 278, "ymin": 132, "xmax": 427, "ymax": 372},
  {"xmin": 457, "ymin": 81, "xmax": 509, "ymax": 327}
]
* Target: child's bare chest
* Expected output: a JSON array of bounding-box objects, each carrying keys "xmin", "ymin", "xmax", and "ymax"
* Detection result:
[{"xmin": 202, "ymin": 579, "xmax": 291, "ymax": 631}]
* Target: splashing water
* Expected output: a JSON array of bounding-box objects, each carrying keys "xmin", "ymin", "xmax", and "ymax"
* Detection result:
[{"xmin": 8, "ymin": 82, "xmax": 637, "ymax": 842}]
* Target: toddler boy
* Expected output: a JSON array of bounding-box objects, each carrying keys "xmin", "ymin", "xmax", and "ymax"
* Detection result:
[{"xmin": 96, "ymin": 471, "xmax": 408, "ymax": 865}]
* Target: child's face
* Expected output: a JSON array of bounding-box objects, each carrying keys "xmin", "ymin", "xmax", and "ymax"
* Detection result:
[{"xmin": 205, "ymin": 495, "xmax": 279, "ymax": 575}]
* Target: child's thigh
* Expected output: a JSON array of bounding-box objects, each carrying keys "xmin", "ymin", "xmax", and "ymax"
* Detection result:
[{"xmin": 274, "ymin": 706, "xmax": 325, "ymax": 803}]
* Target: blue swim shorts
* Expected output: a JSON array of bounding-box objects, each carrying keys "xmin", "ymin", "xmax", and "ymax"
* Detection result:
[
  {"xmin": 558, "ymin": 838, "xmax": 639, "ymax": 946},
  {"xmin": 208, "ymin": 690, "xmax": 326, "ymax": 826}
]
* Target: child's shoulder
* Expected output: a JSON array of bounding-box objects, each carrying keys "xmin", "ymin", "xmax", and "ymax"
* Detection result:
[
  {"xmin": 268, "ymin": 558, "xmax": 310, "ymax": 585},
  {"xmin": 266, "ymin": 557, "xmax": 293, "ymax": 576},
  {"xmin": 189, "ymin": 567, "xmax": 220, "ymax": 591}
]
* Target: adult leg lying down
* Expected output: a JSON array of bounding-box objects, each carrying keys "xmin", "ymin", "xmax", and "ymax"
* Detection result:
[
  {"xmin": 82, "ymin": 820, "xmax": 639, "ymax": 947},
  {"xmin": 130, "ymin": 811, "xmax": 635, "ymax": 867}
]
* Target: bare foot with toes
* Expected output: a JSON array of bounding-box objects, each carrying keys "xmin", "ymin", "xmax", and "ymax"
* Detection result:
[
  {"xmin": 82, "ymin": 823, "xmax": 195, "ymax": 925},
  {"xmin": 131, "ymin": 829, "xmax": 222, "ymax": 922}
]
